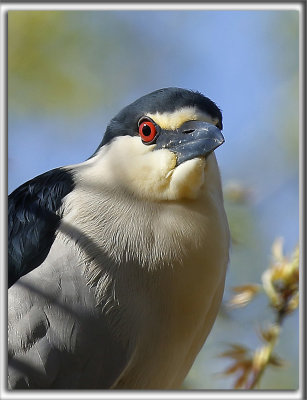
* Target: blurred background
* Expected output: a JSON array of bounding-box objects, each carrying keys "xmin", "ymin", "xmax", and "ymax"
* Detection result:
[{"xmin": 8, "ymin": 9, "xmax": 299, "ymax": 390}]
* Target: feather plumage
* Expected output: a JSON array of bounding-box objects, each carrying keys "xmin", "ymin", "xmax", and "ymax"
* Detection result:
[
  {"xmin": 8, "ymin": 168, "xmax": 75, "ymax": 287},
  {"xmin": 8, "ymin": 88, "xmax": 229, "ymax": 389}
]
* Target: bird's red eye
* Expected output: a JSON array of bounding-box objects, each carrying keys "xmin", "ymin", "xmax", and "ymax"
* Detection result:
[{"xmin": 139, "ymin": 120, "xmax": 157, "ymax": 143}]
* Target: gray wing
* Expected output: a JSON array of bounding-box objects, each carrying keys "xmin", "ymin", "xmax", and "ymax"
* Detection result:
[{"xmin": 8, "ymin": 237, "xmax": 132, "ymax": 389}]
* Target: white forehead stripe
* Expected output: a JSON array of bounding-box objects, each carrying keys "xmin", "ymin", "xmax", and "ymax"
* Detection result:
[{"xmin": 146, "ymin": 106, "xmax": 218, "ymax": 131}]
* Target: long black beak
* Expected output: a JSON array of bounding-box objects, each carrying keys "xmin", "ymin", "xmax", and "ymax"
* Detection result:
[{"xmin": 154, "ymin": 120, "xmax": 224, "ymax": 166}]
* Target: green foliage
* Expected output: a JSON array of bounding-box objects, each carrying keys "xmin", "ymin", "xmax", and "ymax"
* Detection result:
[
  {"xmin": 8, "ymin": 11, "xmax": 141, "ymax": 115},
  {"xmin": 9, "ymin": 12, "xmax": 90, "ymax": 113}
]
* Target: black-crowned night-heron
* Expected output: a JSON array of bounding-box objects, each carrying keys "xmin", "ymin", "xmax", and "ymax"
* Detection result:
[{"xmin": 8, "ymin": 87, "xmax": 230, "ymax": 389}]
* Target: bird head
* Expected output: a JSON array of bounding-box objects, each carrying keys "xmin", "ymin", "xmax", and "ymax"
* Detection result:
[{"xmin": 90, "ymin": 88, "xmax": 224, "ymax": 201}]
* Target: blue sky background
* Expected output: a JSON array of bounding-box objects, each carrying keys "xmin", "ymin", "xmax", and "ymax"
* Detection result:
[{"xmin": 8, "ymin": 9, "xmax": 299, "ymax": 389}]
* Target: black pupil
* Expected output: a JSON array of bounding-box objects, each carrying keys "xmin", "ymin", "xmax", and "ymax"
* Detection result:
[{"xmin": 142, "ymin": 124, "xmax": 152, "ymax": 136}]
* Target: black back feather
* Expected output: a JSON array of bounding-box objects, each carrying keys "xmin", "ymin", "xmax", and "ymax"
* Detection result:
[{"xmin": 8, "ymin": 168, "xmax": 75, "ymax": 288}]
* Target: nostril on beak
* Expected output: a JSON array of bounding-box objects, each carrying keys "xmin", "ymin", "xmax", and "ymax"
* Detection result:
[{"xmin": 182, "ymin": 129, "xmax": 195, "ymax": 134}]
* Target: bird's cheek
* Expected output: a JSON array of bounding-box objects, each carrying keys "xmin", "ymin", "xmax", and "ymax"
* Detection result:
[
  {"xmin": 121, "ymin": 149, "xmax": 177, "ymax": 200},
  {"xmin": 167, "ymin": 157, "xmax": 206, "ymax": 200}
]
